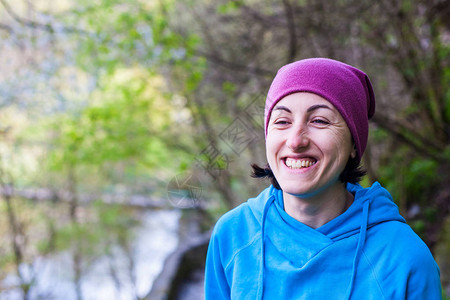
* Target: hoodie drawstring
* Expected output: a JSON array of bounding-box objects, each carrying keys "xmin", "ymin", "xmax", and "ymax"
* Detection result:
[
  {"xmin": 345, "ymin": 199, "xmax": 370, "ymax": 299},
  {"xmin": 257, "ymin": 192, "xmax": 370, "ymax": 299},
  {"xmin": 257, "ymin": 196, "xmax": 275, "ymax": 300}
]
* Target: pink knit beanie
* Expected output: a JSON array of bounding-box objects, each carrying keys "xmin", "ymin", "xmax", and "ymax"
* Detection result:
[{"xmin": 265, "ymin": 58, "xmax": 376, "ymax": 160}]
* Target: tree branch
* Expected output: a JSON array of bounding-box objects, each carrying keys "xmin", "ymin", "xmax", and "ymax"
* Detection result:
[
  {"xmin": 372, "ymin": 113, "xmax": 449, "ymax": 163},
  {"xmin": 281, "ymin": 0, "xmax": 298, "ymax": 62},
  {"xmin": 0, "ymin": 22, "xmax": 13, "ymax": 34},
  {"xmin": 0, "ymin": 0, "xmax": 90, "ymax": 35},
  {"xmin": 195, "ymin": 49, "xmax": 273, "ymax": 77}
]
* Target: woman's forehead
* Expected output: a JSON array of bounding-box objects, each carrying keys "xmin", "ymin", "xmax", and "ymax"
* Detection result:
[{"xmin": 273, "ymin": 92, "xmax": 337, "ymax": 111}]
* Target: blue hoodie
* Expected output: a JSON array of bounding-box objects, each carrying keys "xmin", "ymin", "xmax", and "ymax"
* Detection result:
[{"xmin": 205, "ymin": 182, "xmax": 442, "ymax": 299}]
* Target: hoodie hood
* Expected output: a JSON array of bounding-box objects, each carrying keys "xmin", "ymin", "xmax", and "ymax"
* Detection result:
[
  {"xmin": 205, "ymin": 182, "xmax": 442, "ymax": 300},
  {"xmin": 247, "ymin": 182, "xmax": 406, "ymax": 299},
  {"xmin": 248, "ymin": 182, "xmax": 405, "ymax": 235}
]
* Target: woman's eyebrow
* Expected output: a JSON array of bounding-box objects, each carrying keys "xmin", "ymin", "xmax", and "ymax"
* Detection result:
[
  {"xmin": 272, "ymin": 105, "xmax": 291, "ymax": 113},
  {"xmin": 307, "ymin": 104, "xmax": 332, "ymax": 113}
]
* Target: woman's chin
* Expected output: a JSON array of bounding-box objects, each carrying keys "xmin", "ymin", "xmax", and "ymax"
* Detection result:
[{"xmin": 280, "ymin": 183, "xmax": 318, "ymax": 198}]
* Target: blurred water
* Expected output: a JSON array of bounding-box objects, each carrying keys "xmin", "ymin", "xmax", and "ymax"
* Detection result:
[
  {"xmin": 175, "ymin": 269, "xmax": 205, "ymax": 300},
  {"xmin": 0, "ymin": 209, "xmax": 181, "ymax": 300}
]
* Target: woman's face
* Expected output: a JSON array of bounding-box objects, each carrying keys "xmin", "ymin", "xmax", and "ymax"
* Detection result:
[{"xmin": 266, "ymin": 92, "xmax": 356, "ymax": 198}]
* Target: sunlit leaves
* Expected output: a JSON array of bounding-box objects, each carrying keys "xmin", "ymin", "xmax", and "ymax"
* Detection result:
[
  {"xmin": 67, "ymin": 0, "xmax": 201, "ymax": 75},
  {"xmin": 46, "ymin": 67, "xmax": 185, "ymax": 175}
]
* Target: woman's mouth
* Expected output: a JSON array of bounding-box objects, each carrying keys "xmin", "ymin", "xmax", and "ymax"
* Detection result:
[{"xmin": 285, "ymin": 157, "xmax": 317, "ymax": 169}]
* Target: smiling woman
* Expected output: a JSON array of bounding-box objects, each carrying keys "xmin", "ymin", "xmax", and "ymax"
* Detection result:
[
  {"xmin": 204, "ymin": 58, "xmax": 443, "ymax": 300},
  {"xmin": 265, "ymin": 93, "xmax": 356, "ymax": 227}
]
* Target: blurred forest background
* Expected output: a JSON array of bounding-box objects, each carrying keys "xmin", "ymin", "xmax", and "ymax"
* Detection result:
[{"xmin": 0, "ymin": 0, "xmax": 448, "ymax": 299}]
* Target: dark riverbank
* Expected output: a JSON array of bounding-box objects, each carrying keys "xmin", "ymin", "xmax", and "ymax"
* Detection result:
[{"xmin": 145, "ymin": 209, "xmax": 211, "ymax": 300}]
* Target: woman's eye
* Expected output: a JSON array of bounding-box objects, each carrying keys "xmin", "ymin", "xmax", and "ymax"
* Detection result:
[
  {"xmin": 312, "ymin": 119, "xmax": 329, "ymax": 125},
  {"xmin": 273, "ymin": 120, "xmax": 290, "ymax": 125}
]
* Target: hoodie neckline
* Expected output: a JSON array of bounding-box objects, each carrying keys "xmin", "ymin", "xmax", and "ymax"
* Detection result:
[
  {"xmin": 255, "ymin": 182, "xmax": 405, "ymax": 299},
  {"xmin": 272, "ymin": 186, "xmax": 359, "ymax": 236}
]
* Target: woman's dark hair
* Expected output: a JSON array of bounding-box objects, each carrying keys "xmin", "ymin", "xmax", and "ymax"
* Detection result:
[{"xmin": 251, "ymin": 157, "xmax": 366, "ymax": 190}]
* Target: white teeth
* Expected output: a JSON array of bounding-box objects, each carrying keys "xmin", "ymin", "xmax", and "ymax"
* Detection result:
[{"xmin": 285, "ymin": 158, "xmax": 316, "ymax": 169}]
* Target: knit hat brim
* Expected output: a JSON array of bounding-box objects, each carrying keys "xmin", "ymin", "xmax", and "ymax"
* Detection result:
[{"xmin": 265, "ymin": 58, "xmax": 375, "ymax": 160}]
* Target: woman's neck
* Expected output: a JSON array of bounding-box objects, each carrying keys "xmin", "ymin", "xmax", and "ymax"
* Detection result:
[{"xmin": 282, "ymin": 183, "xmax": 354, "ymax": 229}]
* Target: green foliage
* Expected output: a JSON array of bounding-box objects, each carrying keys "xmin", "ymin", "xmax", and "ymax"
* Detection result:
[
  {"xmin": 54, "ymin": 222, "xmax": 101, "ymax": 254},
  {"xmin": 405, "ymin": 158, "xmax": 439, "ymax": 202},
  {"xmin": 46, "ymin": 68, "xmax": 190, "ymax": 175},
  {"xmin": 370, "ymin": 127, "xmax": 389, "ymax": 143},
  {"xmin": 93, "ymin": 200, "xmax": 140, "ymax": 246},
  {"xmin": 49, "ymin": 201, "xmax": 139, "ymax": 257},
  {"xmin": 377, "ymin": 142, "xmax": 443, "ymax": 243},
  {"xmin": 68, "ymin": 0, "xmax": 202, "ymax": 76},
  {"xmin": 217, "ymin": 1, "xmax": 244, "ymax": 14},
  {"xmin": 378, "ymin": 147, "xmax": 439, "ymax": 206},
  {"xmin": 444, "ymin": 56, "xmax": 450, "ymax": 121},
  {"xmin": 45, "ymin": 0, "xmax": 204, "ymax": 184},
  {"xmin": 411, "ymin": 219, "xmax": 426, "ymax": 236},
  {"xmin": 0, "ymin": 252, "xmax": 15, "ymax": 273},
  {"xmin": 0, "ymin": 198, "xmax": 60, "ymax": 270},
  {"xmin": 222, "ymin": 81, "xmax": 237, "ymax": 96}
]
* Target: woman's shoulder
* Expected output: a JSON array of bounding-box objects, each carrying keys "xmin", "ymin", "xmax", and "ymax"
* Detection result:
[
  {"xmin": 210, "ymin": 187, "xmax": 274, "ymax": 249},
  {"xmin": 363, "ymin": 221, "xmax": 442, "ymax": 298},
  {"xmin": 214, "ymin": 202, "xmax": 256, "ymax": 230},
  {"xmin": 208, "ymin": 200, "xmax": 263, "ymax": 267},
  {"xmin": 212, "ymin": 186, "xmax": 274, "ymax": 235},
  {"xmin": 212, "ymin": 199, "xmax": 262, "ymax": 238},
  {"xmin": 366, "ymin": 220, "xmax": 438, "ymax": 269}
]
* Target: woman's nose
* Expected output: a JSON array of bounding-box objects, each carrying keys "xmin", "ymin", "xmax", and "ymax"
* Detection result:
[{"xmin": 286, "ymin": 125, "xmax": 309, "ymax": 151}]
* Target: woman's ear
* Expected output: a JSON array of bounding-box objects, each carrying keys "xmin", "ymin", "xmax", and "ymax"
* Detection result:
[{"xmin": 350, "ymin": 145, "xmax": 357, "ymax": 159}]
